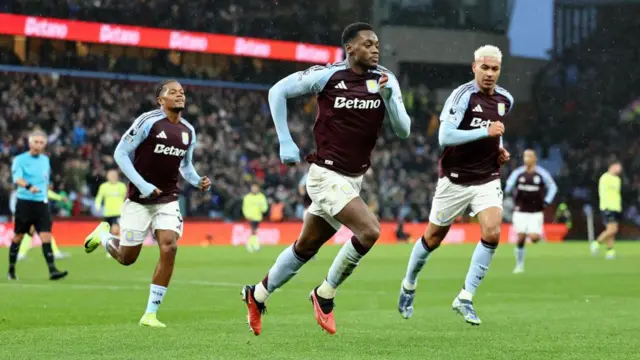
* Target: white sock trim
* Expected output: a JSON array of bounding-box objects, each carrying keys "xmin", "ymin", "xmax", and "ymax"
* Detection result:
[
  {"xmin": 253, "ymin": 282, "xmax": 270, "ymax": 303},
  {"xmin": 458, "ymin": 288, "xmax": 473, "ymax": 301},
  {"xmin": 403, "ymin": 279, "xmax": 417, "ymax": 291},
  {"xmin": 99, "ymin": 231, "xmax": 113, "ymax": 248},
  {"xmin": 316, "ymin": 280, "xmax": 337, "ymax": 299}
]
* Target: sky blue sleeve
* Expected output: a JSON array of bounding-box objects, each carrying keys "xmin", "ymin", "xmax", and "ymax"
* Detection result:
[
  {"xmin": 180, "ymin": 131, "xmax": 202, "ymax": 188},
  {"xmin": 114, "ymin": 117, "xmax": 156, "ymax": 198},
  {"xmin": 382, "ymin": 73, "xmax": 411, "ymax": 139},
  {"xmin": 438, "ymin": 87, "xmax": 487, "ymax": 147},
  {"xmin": 439, "ymin": 122, "xmax": 488, "ymax": 147},
  {"xmin": 539, "ymin": 167, "xmax": 558, "ymax": 204},
  {"xmin": 268, "ymin": 66, "xmax": 335, "ymax": 143},
  {"xmin": 505, "ymin": 167, "xmax": 524, "ymax": 194},
  {"xmin": 11, "ymin": 156, "xmax": 23, "ymax": 184}
]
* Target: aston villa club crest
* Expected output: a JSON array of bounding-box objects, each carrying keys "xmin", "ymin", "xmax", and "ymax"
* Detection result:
[
  {"xmin": 366, "ymin": 79, "xmax": 379, "ymax": 93},
  {"xmin": 498, "ymin": 103, "xmax": 506, "ymax": 116},
  {"xmin": 534, "ymin": 175, "xmax": 541, "ymax": 184},
  {"xmin": 182, "ymin": 132, "xmax": 189, "ymax": 145}
]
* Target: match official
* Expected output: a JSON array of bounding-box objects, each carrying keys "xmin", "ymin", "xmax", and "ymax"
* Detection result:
[{"xmin": 8, "ymin": 130, "xmax": 68, "ymax": 281}]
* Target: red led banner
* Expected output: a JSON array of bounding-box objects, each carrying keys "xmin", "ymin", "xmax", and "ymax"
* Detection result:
[{"xmin": 0, "ymin": 13, "xmax": 344, "ymax": 64}]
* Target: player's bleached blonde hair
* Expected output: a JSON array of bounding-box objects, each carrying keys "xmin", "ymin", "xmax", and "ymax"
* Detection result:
[{"xmin": 474, "ymin": 45, "xmax": 503, "ymax": 62}]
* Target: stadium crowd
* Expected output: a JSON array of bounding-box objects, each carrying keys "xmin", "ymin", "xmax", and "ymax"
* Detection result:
[
  {"xmin": 0, "ymin": 70, "xmax": 451, "ymax": 222},
  {"xmin": 1, "ymin": 2, "xmax": 639, "ymax": 226},
  {"xmin": 3, "ymin": 49, "xmax": 637, "ymax": 224},
  {"xmin": 533, "ymin": 15, "xmax": 640, "ymax": 225}
]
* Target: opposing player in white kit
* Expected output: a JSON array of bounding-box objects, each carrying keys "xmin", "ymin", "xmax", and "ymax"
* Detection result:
[
  {"xmin": 84, "ymin": 80, "xmax": 210, "ymax": 327},
  {"xmin": 505, "ymin": 149, "xmax": 557, "ymax": 273},
  {"xmin": 398, "ymin": 45, "xmax": 514, "ymax": 325}
]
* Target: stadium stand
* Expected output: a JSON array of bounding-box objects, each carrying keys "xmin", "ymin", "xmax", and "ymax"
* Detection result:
[
  {"xmin": 533, "ymin": 6, "xmax": 640, "ymax": 228},
  {"xmin": 2, "ymin": 1, "xmax": 637, "ymax": 232},
  {"xmin": 0, "ymin": 65, "xmax": 455, "ymax": 222}
]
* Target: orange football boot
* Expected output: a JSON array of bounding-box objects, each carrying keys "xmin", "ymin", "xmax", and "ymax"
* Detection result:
[
  {"xmin": 309, "ymin": 287, "xmax": 336, "ymax": 335},
  {"xmin": 242, "ymin": 285, "xmax": 266, "ymax": 336}
]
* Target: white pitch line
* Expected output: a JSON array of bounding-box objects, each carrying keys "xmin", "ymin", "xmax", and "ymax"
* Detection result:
[{"xmin": 1, "ymin": 281, "xmax": 608, "ymax": 301}]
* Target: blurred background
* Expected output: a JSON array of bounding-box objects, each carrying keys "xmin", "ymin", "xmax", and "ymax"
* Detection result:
[{"xmin": 0, "ymin": 0, "xmax": 639, "ymax": 240}]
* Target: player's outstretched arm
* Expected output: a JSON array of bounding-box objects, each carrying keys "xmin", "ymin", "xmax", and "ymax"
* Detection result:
[
  {"xmin": 179, "ymin": 131, "xmax": 205, "ymax": 189},
  {"xmin": 268, "ymin": 65, "xmax": 334, "ymax": 163},
  {"xmin": 539, "ymin": 167, "xmax": 558, "ymax": 204},
  {"xmin": 380, "ymin": 73, "xmax": 410, "ymax": 139},
  {"xmin": 114, "ymin": 120, "xmax": 157, "ymax": 198},
  {"xmin": 504, "ymin": 167, "xmax": 524, "ymax": 194}
]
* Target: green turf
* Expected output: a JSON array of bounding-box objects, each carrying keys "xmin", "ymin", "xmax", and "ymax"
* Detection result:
[{"xmin": 1, "ymin": 242, "xmax": 639, "ymax": 360}]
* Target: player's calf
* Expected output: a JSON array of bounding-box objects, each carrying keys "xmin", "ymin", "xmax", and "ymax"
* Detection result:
[
  {"xmin": 529, "ymin": 234, "xmax": 541, "ymax": 244},
  {"xmin": 317, "ymin": 198, "xmax": 380, "ymax": 300},
  {"xmin": 452, "ymin": 207, "xmax": 501, "ymax": 325},
  {"xmin": 242, "ymin": 215, "xmax": 335, "ymax": 335},
  {"xmin": 308, "ymin": 199, "xmax": 380, "ymax": 334},
  {"xmin": 398, "ymin": 224, "xmax": 449, "ymax": 319},
  {"xmin": 513, "ymin": 233, "xmax": 526, "ymax": 274},
  {"xmin": 152, "ymin": 230, "xmax": 178, "ymax": 287},
  {"xmin": 140, "ymin": 230, "xmax": 178, "ymax": 327}
]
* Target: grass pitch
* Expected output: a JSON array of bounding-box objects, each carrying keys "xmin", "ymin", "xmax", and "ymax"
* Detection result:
[{"xmin": 1, "ymin": 242, "xmax": 639, "ymax": 359}]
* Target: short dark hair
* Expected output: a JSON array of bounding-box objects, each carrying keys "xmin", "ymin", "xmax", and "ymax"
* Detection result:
[
  {"xmin": 341, "ymin": 22, "xmax": 374, "ymax": 46},
  {"xmin": 155, "ymin": 79, "xmax": 178, "ymax": 99}
]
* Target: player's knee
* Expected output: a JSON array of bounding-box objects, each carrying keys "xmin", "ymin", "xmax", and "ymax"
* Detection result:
[
  {"xmin": 424, "ymin": 224, "xmax": 449, "ymax": 249},
  {"xmin": 481, "ymin": 225, "xmax": 501, "ymax": 244},
  {"xmin": 120, "ymin": 256, "xmax": 137, "ymax": 266},
  {"xmin": 293, "ymin": 242, "xmax": 317, "ymax": 261},
  {"xmin": 159, "ymin": 242, "xmax": 178, "ymax": 258},
  {"xmin": 358, "ymin": 222, "xmax": 380, "ymax": 247},
  {"xmin": 160, "ymin": 242, "xmax": 177, "ymax": 254}
]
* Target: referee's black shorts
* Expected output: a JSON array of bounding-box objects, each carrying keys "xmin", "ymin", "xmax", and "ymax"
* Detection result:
[{"xmin": 14, "ymin": 199, "xmax": 52, "ymax": 234}]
